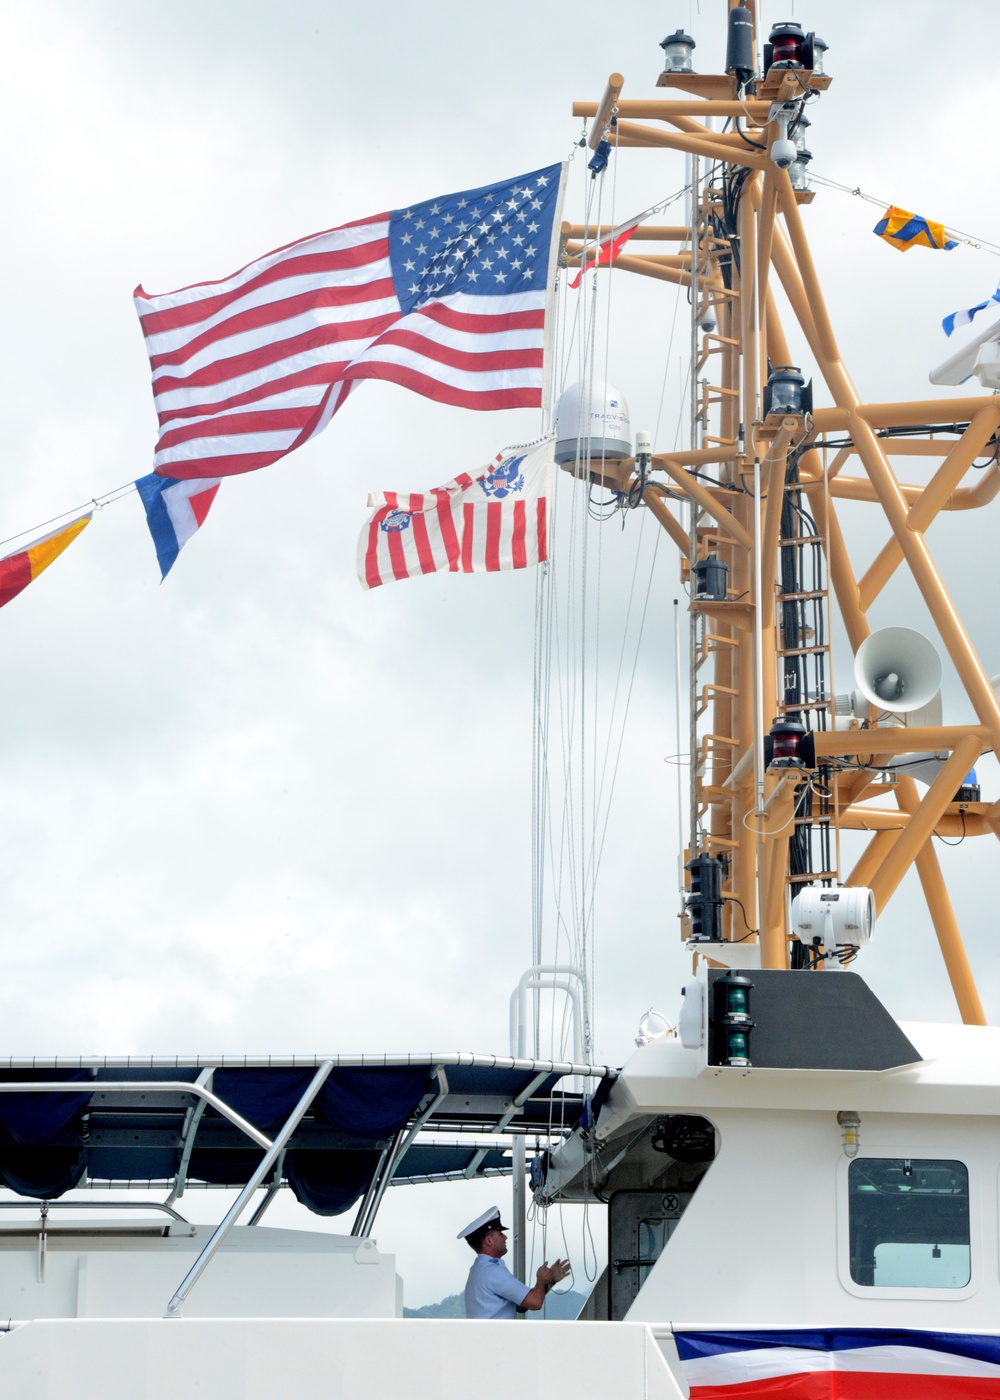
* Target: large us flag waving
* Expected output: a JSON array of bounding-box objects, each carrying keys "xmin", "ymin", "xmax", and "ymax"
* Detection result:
[{"xmin": 135, "ymin": 163, "xmax": 566, "ymax": 480}]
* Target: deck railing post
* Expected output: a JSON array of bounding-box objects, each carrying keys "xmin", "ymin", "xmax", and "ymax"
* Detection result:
[{"xmin": 164, "ymin": 1059, "xmax": 334, "ymax": 1316}]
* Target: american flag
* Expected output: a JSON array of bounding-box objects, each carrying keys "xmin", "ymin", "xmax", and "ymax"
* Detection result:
[
  {"xmin": 358, "ymin": 437, "xmax": 553, "ymax": 590},
  {"xmin": 135, "ymin": 164, "xmax": 565, "ymax": 481}
]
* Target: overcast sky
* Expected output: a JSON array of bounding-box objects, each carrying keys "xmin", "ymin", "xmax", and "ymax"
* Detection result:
[{"xmin": 1, "ymin": 0, "xmax": 999, "ymax": 1306}]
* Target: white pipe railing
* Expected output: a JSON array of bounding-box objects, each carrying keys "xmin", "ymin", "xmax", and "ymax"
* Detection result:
[
  {"xmin": 0, "ymin": 1080, "xmax": 272, "ymax": 1150},
  {"xmin": 509, "ymin": 965, "xmax": 588, "ymax": 1062},
  {"xmin": 164, "ymin": 1060, "xmax": 335, "ymax": 1316}
]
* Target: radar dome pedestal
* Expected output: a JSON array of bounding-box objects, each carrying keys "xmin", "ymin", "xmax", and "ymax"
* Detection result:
[{"xmin": 554, "ymin": 381, "xmax": 632, "ymax": 464}]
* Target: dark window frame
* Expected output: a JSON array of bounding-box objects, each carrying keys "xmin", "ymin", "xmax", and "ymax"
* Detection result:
[{"xmin": 847, "ymin": 1156, "xmax": 970, "ymax": 1290}]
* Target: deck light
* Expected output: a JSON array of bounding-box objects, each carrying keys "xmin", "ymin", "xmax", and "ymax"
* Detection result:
[
  {"xmin": 685, "ymin": 852, "xmax": 724, "ymax": 942},
  {"xmin": 837, "ymin": 1110, "xmax": 860, "ymax": 1157},
  {"xmin": 768, "ymin": 21, "xmax": 805, "ymax": 69},
  {"xmin": 660, "ymin": 29, "xmax": 696, "ymax": 74},
  {"xmin": 709, "ymin": 971, "xmax": 754, "ymax": 1067},
  {"xmin": 635, "ymin": 1009, "xmax": 674, "ymax": 1047},
  {"xmin": 693, "ymin": 553, "xmax": 728, "ymax": 601}
]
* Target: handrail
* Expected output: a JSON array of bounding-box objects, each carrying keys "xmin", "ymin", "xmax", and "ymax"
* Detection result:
[
  {"xmin": 0, "ymin": 1200, "xmax": 190, "ymax": 1223},
  {"xmin": 165, "ymin": 1067, "xmax": 214, "ymax": 1205},
  {"xmin": 0, "ymin": 1079, "xmax": 272, "ymax": 1150},
  {"xmin": 354, "ymin": 1066, "xmax": 450, "ymax": 1239},
  {"xmin": 509, "ymin": 966, "xmax": 589, "ymax": 1062},
  {"xmin": 164, "ymin": 1059, "xmax": 334, "ymax": 1316},
  {"xmin": 0, "ymin": 1052, "xmax": 614, "ymax": 1075}
]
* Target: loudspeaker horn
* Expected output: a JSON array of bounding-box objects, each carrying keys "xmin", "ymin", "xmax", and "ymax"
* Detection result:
[{"xmin": 853, "ymin": 627, "xmax": 942, "ymax": 715}]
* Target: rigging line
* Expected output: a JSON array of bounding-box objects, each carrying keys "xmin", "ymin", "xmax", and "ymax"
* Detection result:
[
  {"xmin": 586, "ymin": 526, "xmax": 664, "ymax": 901},
  {"xmin": 0, "ymin": 480, "xmax": 138, "ymax": 551},
  {"xmin": 543, "ymin": 156, "xmax": 597, "ymax": 1055},
  {"xmin": 532, "ymin": 565, "xmax": 547, "ymax": 977},
  {"xmin": 583, "ymin": 506, "xmax": 652, "ymax": 905},
  {"xmin": 808, "ymin": 172, "xmax": 1000, "ymax": 257},
  {"xmin": 654, "ymin": 232, "xmax": 693, "ymax": 447},
  {"xmin": 565, "ymin": 171, "xmax": 605, "ymax": 1050},
  {"xmin": 575, "ymin": 260, "xmax": 600, "ymax": 1054},
  {"xmin": 572, "ymin": 178, "xmax": 694, "ymax": 262},
  {"xmin": 583, "ymin": 126, "xmax": 624, "ymax": 1054}
]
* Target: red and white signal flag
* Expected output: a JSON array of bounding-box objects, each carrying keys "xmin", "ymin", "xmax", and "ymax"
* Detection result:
[
  {"xmin": 569, "ymin": 213, "xmax": 644, "ymax": 289},
  {"xmin": 359, "ymin": 437, "xmax": 553, "ymax": 590}
]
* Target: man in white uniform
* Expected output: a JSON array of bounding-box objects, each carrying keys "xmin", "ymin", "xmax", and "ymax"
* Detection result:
[{"xmin": 459, "ymin": 1206, "xmax": 570, "ymax": 1319}]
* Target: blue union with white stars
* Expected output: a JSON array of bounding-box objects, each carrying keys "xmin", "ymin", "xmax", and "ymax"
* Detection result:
[{"xmin": 389, "ymin": 163, "xmax": 563, "ymax": 316}]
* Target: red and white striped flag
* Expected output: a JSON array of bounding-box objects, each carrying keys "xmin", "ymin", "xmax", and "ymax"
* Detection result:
[
  {"xmin": 359, "ymin": 437, "xmax": 553, "ymax": 590},
  {"xmin": 569, "ymin": 213, "xmax": 644, "ymax": 289},
  {"xmin": 135, "ymin": 164, "xmax": 565, "ymax": 481}
]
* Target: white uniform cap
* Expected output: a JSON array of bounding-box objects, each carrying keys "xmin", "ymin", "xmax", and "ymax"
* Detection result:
[{"xmin": 456, "ymin": 1205, "xmax": 507, "ymax": 1239}]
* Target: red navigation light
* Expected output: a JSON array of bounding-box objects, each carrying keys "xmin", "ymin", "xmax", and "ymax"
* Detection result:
[
  {"xmin": 769, "ymin": 21, "xmax": 805, "ymax": 67},
  {"xmin": 768, "ymin": 715, "xmax": 809, "ymax": 769}
]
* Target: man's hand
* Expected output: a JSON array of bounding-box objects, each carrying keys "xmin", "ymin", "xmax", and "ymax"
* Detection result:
[
  {"xmin": 536, "ymin": 1258, "xmax": 571, "ymax": 1288},
  {"xmin": 521, "ymin": 1258, "xmax": 572, "ymax": 1311}
]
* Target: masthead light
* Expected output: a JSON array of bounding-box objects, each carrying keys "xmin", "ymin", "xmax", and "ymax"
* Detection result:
[
  {"xmin": 763, "ymin": 364, "xmax": 812, "ymax": 419},
  {"xmin": 660, "ymin": 29, "xmax": 696, "ymax": 74}
]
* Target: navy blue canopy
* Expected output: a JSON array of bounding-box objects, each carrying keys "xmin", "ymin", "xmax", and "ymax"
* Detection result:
[{"xmin": 0, "ymin": 1058, "xmax": 604, "ymax": 1210}]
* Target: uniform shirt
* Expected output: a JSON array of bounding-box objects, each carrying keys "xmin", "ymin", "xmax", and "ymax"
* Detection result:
[{"xmin": 465, "ymin": 1253, "xmax": 531, "ymax": 1319}]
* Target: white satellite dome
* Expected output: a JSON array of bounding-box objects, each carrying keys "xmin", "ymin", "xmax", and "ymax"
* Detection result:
[{"xmin": 554, "ymin": 380, "xmax": 632, "ymax": 464}]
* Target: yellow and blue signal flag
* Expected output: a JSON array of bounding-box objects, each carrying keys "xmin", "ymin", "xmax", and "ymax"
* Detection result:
[{"xmin": 873, "ymin": 205, "xmax": 958, "ymax": 252}]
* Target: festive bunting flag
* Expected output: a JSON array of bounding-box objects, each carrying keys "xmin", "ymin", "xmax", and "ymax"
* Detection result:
[
  {"xmin": 570, "ymin": 214, "xmax": 643, "ymax": 289},
  {"xmin": 943, "ymin": 284, "xmax": 1000, "ymax": 336},
  {"xmin": 676, "ymin": 1327, "xmax": 1000, "ymax": 1398},
  {"xmin": 135, "ymin": 473, "xmax": 221, "ymax": 579},
  {"xmin": 134, "ymin": 164, "xmax": 566, "ymax": 481},
  {"xmin": 873, "ymin": 206, "xmax": 957, "ymax": 252},
  {"xmin": 0, "ymin": 514, "xmax": 91, "ymax": 610},
  {"xmin": 358, "ymin": 437, "xmax": 553, "ymax": 590}
]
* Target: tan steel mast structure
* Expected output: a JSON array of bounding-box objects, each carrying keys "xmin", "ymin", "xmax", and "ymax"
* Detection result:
[{"xmin": 565, "ymin": 1, "xmax": 998, "ymax": 1025}]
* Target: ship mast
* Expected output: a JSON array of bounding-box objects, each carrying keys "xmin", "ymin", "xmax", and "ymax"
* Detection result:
[{"xmin": 565, "ymin": 0, "xmax": 999, "ymax": 1024}]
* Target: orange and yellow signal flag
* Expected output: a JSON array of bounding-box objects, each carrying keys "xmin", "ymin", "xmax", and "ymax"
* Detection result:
[
  {"xmin": 0, "ymin": 513, "xmax": 91, "ymax": 611},
  {"xmin": 873, "ymin": 206, "xmax": 958, "ymax": 253}
]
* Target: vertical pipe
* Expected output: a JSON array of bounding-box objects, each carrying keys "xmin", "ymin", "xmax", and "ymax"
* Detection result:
[
  {"xmin": 688, "ymin": 154, "xmax": 701, "ymax": 859},
  {"xmin": 674, "ymin": 597, "xmax": 685, "ymax": 900},
  {"xmin": 753, "ymin": 452, "xmax": 765, "ymax": 816},
  {"xmin": 734, "ymin": 179, "xmax": 761, "ymax": 944},
  {"xmin": 512, "ymin": 1135, "xmax": 527, "ymax": 1295}
]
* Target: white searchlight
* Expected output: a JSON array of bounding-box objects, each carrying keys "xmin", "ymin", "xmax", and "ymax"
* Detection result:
[
  {"xmin": 791, "ymin": 886, "xmax": 875, "ymax": 950},
  {"xmin": 853, "ymin": 627, "xmax": 942, "ymax": 715}
]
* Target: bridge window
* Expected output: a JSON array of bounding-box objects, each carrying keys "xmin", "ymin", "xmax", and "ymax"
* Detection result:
[{"xmin": 848, "ymin": 1157, "xmax": 970, "ymax": 1289}]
